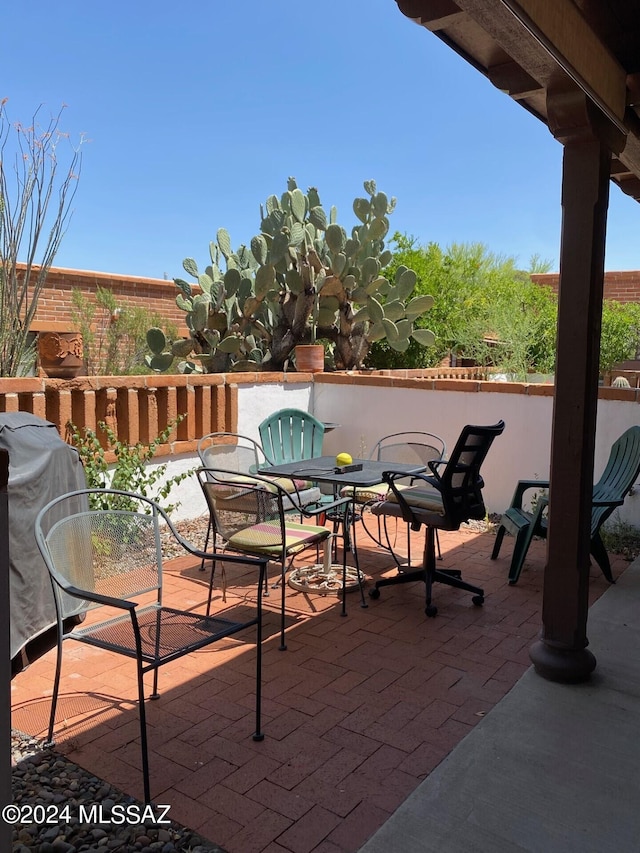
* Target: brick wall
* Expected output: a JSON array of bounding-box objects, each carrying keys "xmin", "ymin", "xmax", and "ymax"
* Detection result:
[
  {"xmin": 27, "ymin": 266, "xmax": 640, "ymax": 337},
  {"xmin": 24, "ymin": 265, "xmax": 640, "ymax": 337},
  {"xmin": 532, "ymin": 270, "xmax": 640, "ymax": 303},
  {"xmin": 25, "ymin": 264, "xmax": 188, "ymax": 334}
]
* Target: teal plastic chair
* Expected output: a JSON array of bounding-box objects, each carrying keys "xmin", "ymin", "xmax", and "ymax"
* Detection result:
[
  {"xmin": 259, "ymin": 408, "xmax": 325, "ymax": 466},
  {"xmin": 492, "ymin": 425, "xmax": 640, "ymax": 584}
]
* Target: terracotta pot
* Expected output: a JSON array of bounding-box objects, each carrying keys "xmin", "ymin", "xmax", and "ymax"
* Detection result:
[
  {"xmin": 295, "ymin": 344, "xmax": 324, "ymax": 373},
  {"xmin": 38, "ymin": 331, "xmax": 86, "ymax": 379}
]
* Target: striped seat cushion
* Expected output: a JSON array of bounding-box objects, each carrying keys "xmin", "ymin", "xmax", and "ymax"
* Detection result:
[
  {"xmin": 228, "ymin": 521, "xmax": 329, "ymax": 555},
  {"xmin": 340, "ymin": 481, "xmax": 412, "ymax": 504},
  {"xmin": 216, "ymin": 473, "xmax": 313, "ymax": 492},
  {"xmin": 340, "ymin": 482, "xmax": 389, "ymax": 503},
  {"xmin": 264, "ymin": 476, "xmax": 315, "ymax": 492},
  {"xmin": 387, "ymin": 483, "xmax": 444, "ymax": 514}
]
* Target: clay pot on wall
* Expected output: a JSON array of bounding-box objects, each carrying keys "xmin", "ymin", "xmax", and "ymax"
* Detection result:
[
  {"xmin": 294, "ymin": 344, "xmax": 324, "ymax": 373},
  {"xmin": 37, "ymin": 331, "xmax": 86, "ymax": 379}
]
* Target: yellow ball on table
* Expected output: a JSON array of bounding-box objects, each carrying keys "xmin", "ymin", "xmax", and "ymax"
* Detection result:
[{"xmin": 336, "ymin": 452, "xmax": 352, "ymax": 466}]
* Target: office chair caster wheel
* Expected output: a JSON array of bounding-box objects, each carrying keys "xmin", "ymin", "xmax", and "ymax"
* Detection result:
[
  {"xmin": 472, "ymin": 595, "xmax": 484, "ymax": 606},
  {"xmin": 369, "ymin": 587, "xmax": 380, "ymax": 600},
  {"xmin": 426, "ymin": 604, "xmax": 438, "ymax": 617}
]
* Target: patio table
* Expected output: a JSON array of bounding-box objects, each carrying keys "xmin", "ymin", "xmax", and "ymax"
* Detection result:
[{"xmin": 261, "ymin": 456, "xmax": 426, "ymax": 610}]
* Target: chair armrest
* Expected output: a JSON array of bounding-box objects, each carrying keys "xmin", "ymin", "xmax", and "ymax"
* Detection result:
[
  {"xmin": 382, "ymin": 471, "xmax": 438, "ymax": 529},
  {"xmin": 300, "ymin": 496, "xmax": 351, "ymax": 518},
  {"xmin": 159, "ymin": 512, "xmax": 270, "ymax": 569},
  {"xmin": 591, "ymin": 497, "xmax": 624, "ymax": 508},
  {"xmin": 509, "ymin": 479, "xmax": 549, "ymax": 510},
  {"xmin": 428, "ymin": 459, "xmax": 446, "ymax": 480},
  {"xmin": 58, "ymin": 583, "xmax": 138, "ymax": 611}
]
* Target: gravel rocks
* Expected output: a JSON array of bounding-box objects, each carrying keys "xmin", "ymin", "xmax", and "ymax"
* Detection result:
[
  {"xmin": 160, "ymin": 515, "xmax": 211, "ymax": 561},
  {"xmin": 11, "ymin": 729, "xmax": 225, "ymax": 852}
]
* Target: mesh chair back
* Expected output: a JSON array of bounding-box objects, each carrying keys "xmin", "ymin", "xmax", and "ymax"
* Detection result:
[
  {"xmin": 373, "ymin": 432, "xmax": 446, "ymax": 468},
  {"xmin": 197, "ymin": 432, "xmax": 267, "ymax": 474},
  {"xmin": 36, "ymin": 492, "xmax": 163, "ymax": 612},
  {"xmin": 437, "ymin": 421, "xmax": 505, "ymax": 524},
  {"xmin": 197, "ymin": 469, "xmax": 286, "ymax": 550},
  {"xmin": 259, "ymin": 408, "xmax": 324, "ymax": 465}
]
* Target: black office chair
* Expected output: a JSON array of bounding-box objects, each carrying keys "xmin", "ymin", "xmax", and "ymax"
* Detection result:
[{"xmin": 369, "ymin": 421, "xmax": 505, "ymax": 616}]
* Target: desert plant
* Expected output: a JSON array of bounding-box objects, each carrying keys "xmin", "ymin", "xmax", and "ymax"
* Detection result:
[
  {"xmin": 0, "ymin": 101, "xmax": 85, "ymax": 376},
  {"xmin": 146, "ymin": 179, "xmax": 435, "ymax": 372},
  {"xmin": 72, "ymin": 286, "xmax": 178, "ymax": 375},
  {"xmin": 369, "ymin": 237, "xmax": 558, "ymax": 376},
  {"xmin": 145, "ymin": 234, "xmax": 272, "ymax": 373},
  {"xmin": 600, "ymin": 514, "xmax": 640, "ymax": 561}
]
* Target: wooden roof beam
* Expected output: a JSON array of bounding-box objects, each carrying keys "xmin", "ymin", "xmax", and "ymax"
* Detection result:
[
  {"xmin": 487, "ymin": 60, "xmax": 544, "ymax": 99},
  {"xmin": 627, "ymin": 73, "xmax": 640, "ymax": 108},
  {"xmin": 614, "ymin": 174, "xmax": 640, "ymax": 200},
  {"xmin": 495, "ymin": 0, "xmax": 627, "ymax": 124},
  {"xmin": 610, "ymin": 157, "xmax": 633, "ymax": 177},
  {"xmin": 396, "ymin": 0, "xmax": 464, "ymax": 31}
]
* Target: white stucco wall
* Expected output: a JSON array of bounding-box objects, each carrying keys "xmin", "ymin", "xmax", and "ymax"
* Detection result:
[
  {"xmin": 149, "ymin": 381, "xmax": 314, "ymax": 521},
  {"xmin": 235, "ymin": 382, "xmax": 313, "ymax": 445},
  {"xmin": 314, "ymin": 384, "xmax": 552, "ymax": 514},
  {"xmin": 150, "ymin": 379, "xmax": 640, "ymax": 527}
]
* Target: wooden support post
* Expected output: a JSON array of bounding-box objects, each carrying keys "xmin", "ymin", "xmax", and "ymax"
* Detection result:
[{"xmin": 530, "ymin": 91, "xmax": 624, "ymax": 682}]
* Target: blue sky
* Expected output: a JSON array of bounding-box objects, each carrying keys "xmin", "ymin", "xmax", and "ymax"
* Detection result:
[{"xmin": 5, "ymin": 0, "xmax": 640, "ymax": 279}]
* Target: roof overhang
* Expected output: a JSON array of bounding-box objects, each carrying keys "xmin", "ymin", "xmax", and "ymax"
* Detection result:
[{"xmin": 396, "ymin": 0, "xmax": 640, "ymax": 201}]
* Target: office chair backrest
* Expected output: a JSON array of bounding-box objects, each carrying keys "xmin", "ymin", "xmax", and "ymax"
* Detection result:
[
  {"xmin": 258, "ymin": 408, "xmax": 325, "ymax": 465},
  {"xmin": 436, "ymin": 421, "xmax": 505, "ymax": 525}
]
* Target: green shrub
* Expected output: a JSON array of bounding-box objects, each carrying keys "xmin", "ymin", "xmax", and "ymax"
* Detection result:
[
  {"xmin": 368, "ymin": 236, "xmax": 558, "ymax": 377},
  {"xmin": 599, "ymin": 301, "xmax": 640, "ymax": 376},
  {"xmin": 68, "ymin": 416, "xmax": 191, "ymax": 512}
]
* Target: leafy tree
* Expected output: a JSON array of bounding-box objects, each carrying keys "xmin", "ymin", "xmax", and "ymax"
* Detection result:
[
  {"xmin": 369, "ymin": 236, "xmax": 558, "ymax": 377},
  {"xmin": 600, "ymin": 301, "xmax": 640, "ymax": 376}
]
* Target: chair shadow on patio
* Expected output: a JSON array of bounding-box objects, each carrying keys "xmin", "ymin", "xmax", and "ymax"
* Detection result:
[{"xmin": 11, "ymin": 519, "xmax": 619, "ymax": 853}]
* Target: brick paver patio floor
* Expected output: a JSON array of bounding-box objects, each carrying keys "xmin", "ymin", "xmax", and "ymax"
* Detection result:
[{"xmin": 11, "ymin": 514, "xmax": 620, "ymax": 853}]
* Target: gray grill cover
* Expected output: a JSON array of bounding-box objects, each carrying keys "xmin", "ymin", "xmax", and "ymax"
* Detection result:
[{"xmin": 0, "ymin": 413, "xmax": 86, "ymax": 659}]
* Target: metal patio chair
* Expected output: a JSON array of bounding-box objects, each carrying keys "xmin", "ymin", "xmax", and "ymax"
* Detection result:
[
  {"xmin": 35, "ymin": 487, "xmax": 268, "ymax": 805},
  {"xmin": 197, "ymin": 432, "xmax": 322, "ymax": 567},
  {"xmin": 197, "ymin": 467, "xmax": 355, "ymax": 651},
  {"xmin": 342, "ymin": 431, "xmax": 447, "ymax": 566}
]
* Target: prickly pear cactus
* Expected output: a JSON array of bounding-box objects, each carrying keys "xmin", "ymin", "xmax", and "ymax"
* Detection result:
[
  {"xmin": 147, "ymin": 179, "xmax": 434, "ymax": 372},
  {"xmin": 252, "ymin": 178, "xmax": 434, "ymax": 370},
  {"xmin": 146, "ymin": 228, "xmax": 273, "ymax": 373}
]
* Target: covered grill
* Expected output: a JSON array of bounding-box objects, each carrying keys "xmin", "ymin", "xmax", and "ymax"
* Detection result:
[{"xmin": 0, "ymin": 413, "xmax": 86, "ymax": 664}]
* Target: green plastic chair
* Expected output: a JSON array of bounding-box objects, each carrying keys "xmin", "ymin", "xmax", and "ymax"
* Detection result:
[
  {"xmin": 258, "ymin": 408, "xmax": 325, "ymax": 466},
  {"xmin": 492, "ymin": 425, "xmax": 640, "ymax": 584}
]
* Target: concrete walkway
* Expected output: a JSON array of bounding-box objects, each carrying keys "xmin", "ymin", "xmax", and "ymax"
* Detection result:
[{"xmin": 360, "ymin": 558, "xmax": 640, "ymax": 852}]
